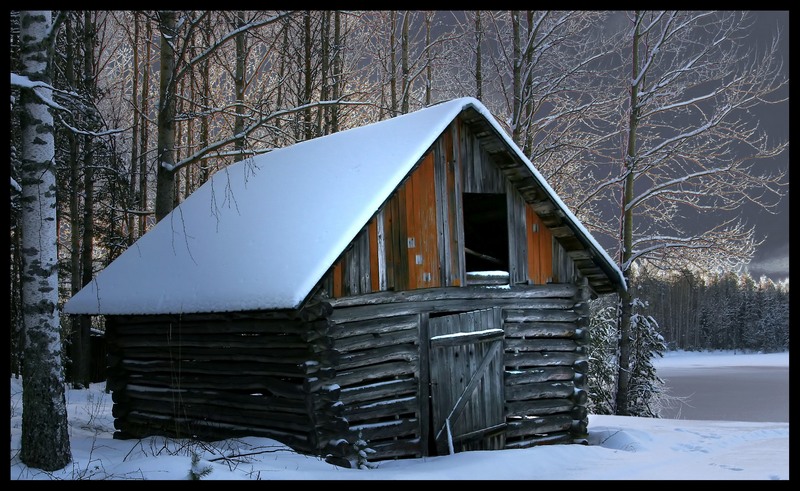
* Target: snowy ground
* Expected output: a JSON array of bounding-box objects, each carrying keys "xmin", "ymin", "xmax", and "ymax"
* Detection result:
[{"xmin": 9, "ymin": 350, "xmax": 789, "ymax": 480}]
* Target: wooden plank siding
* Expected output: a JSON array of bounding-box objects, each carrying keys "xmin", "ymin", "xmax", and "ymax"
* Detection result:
[
  {"xmin": 507, "ymin": 180, "xmax": 528, "ymax": 285},
  {"xmin": 327, "ymin": 311, "xmax": 423, "ymax": 462},
  {"xmin": 428, "ymin": 308, "xmax": 505, "ymax": 453},
  {"xmin": 320, "ymin": 116, "xmax": 587, "ymax": 301},
  {"xmin": 460, "ymin": 121, "xmax": 507, "ymax": 194},
  {"xmin": 447, "ymin": 123, "xmax": 466, "ymax": 286},
  {"xmin": 369, "ymin": 217, "xmax": 380, "ymax": 292},
  {"xmin": 527, "ymin": 204, "xmax": 555, "ymax": 285},
  {"xmin": 404, "ymin": 151, "xmax": 441, "ymax": 289}
]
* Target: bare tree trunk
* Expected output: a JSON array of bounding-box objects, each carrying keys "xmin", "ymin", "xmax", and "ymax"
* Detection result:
[
  {"xmin": 320, "ymin": 11, "xmax": 330, "ymax": 135},
  {"xmin": 76, "ymin": 10, "xmax": 96, "ymax": 389},
  {"xmin": 127, "ymin": 12, "xmax": 140, "ymax": 245},
  {"xmin": 277, "ymin": 18, "xmax": 287, "ymax": 113},
  {"xmin": 613, "ymin": 11, "xmax": 642, "ymax": 417},
  {"xmin": 510, "ymin": 10, "xmax": 522, "ymax": 146},
  {"xmin": 64, "ymin": 13, "xmax": 84, "ymax": 387},
  {"xmin": 234, "ymin": 10, "xmax": 246, "ymax": 161},
  {"xmin": 303, "ymin": 10, "xmax": 313, "ymax": 140},
  {"xmin": 138, "ymin": 17, "xmax": 151, "ymax": 234},
  {"xmin": 199, "ymin": 15, "xmax": 211, "ymax": 184},
  {"xmin": 173, "ymin": 75, "xmax": 183, "ymax": 210},
  {"xmin": 183, "ymin": 74, "xmax": 193, "ymax": 199},
  {"xmin": 331, "ymin": 10, "xmax": 341, "ymax": 132},
  {"xmin": 18, "ymin": 10, "xmax": 72, "ymax": 471},
  {"xmin": 401, "ymin": 11, "xmax": 409, "ymax": 113},
  {"xmin": 475, "ymin": 11, "xmax": 482, "ymax": 100},
  {"xmin": 424, "ymin": 12, "xmax": 432, "ymax": 106},
  {"xmin": 390, "ymin": 11, "xmax": 397, "ymax": 116},
  {"xmin": 155, "ymin": 10, "xmax": 177, "ymax": 222},
  {"xmin": 521, "ymin": 11, "xmax": 534, "ymax": 155}
]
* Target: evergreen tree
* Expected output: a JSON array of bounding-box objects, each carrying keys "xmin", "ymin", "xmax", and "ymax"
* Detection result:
[
  {"xmin": 586, "ymin": 296, "xmax": 619, "ymax": 415},
  {"xmin": 626, "ymin": 298, "xmax": 667, "ymax": 417}
]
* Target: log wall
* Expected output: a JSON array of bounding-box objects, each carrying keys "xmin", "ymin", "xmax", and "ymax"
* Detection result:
[
  {"xmin": 104, "ymin": 299, "xmax": 344, "ymax": 459},
  {"xmin": 105, "ymin": 284, "xmax": 591, "ymax": 466},
  {"xmin": 326, "ymin": 283, "xmax": 592, "ymax": 461}
]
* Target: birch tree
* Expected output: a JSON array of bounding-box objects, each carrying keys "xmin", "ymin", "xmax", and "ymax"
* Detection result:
[{"xmin": 14, "ymin": 10, "xmax": 72, "ymax": 471}]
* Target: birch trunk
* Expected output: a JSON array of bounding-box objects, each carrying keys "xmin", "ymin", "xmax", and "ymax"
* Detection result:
[{"xmin": 18, "ymin": 10, "xmax": 72, "ymax": 471}]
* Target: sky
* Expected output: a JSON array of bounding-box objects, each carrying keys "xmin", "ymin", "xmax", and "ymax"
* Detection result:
[
  {"xmin": 9, "ymin": 350, "xmax": 789, "ymax": 481},
  {"xmin": 741, "ymin": 10, "xmax": 790, "ymax": 283}
]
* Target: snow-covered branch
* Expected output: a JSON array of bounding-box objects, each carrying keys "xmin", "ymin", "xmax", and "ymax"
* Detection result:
[
  {"xmin": 10, "ymin": 73, "xmax": 67, "ymax": 111},
  {"xmin": 162, "ymin": 100, "xmax": 371, "ymax": 172}
]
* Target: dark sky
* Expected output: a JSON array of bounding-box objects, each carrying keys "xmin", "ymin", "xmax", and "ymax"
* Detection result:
[{"xmin": 741, "ymin": 11, "xmax": 789, "ymax": 283}]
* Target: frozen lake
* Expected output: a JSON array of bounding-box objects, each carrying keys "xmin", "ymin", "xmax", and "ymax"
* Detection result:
[{"xmin": 655, "ymin": 352, "xmax": 789, "ymax": 423}]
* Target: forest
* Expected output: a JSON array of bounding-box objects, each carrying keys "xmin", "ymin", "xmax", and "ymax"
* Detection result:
[{"xmin": 9, "ymin": 10, "xmax": 789, "ymax": 471}]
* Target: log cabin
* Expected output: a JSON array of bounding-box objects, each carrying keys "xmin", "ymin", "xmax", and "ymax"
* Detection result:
[{"xmin": 64, "ymin": 97, "xmax": 626, "ymax": 467}]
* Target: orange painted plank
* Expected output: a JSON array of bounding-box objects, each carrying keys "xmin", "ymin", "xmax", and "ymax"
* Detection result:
[
  {"xmin": 332, "ymin": 259, "xmax": 343, "ymax": 298},
  {"xmin": 368, "ymin": 216, "xmax": 379, "ymax": 292},
  {"xmin": 526, "ymin": 205, "xmax": 553, "ymax": 284}
]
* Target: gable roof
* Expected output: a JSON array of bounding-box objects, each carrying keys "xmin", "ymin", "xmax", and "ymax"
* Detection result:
[{"xmin": 64, "ymin": 97, "xmax": 625, "ymax": 316}]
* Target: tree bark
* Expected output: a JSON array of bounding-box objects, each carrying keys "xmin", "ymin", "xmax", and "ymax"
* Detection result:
[
  {"xmin": 474, "ymin": 11, "xmax": 482, "ymax": 100},
  {"xmin": 154, "ymin": 10, "xmax": 177, "ymax": 222},
  {"xmin": 401, "ymin": 11, "xmax": 409, "ymax": 114},
  {"xmin": 199, "ymin": 15, "xmax": 211, "ymax": 184},
  {"xmin": 390, "ymin": 11, "xmax": 397, "ymax": 116},
  {"xmin": 234, "ymin": 10, "xmax": 246, "ymax": 161},
  {"xmin": 510, "ymin": 10, "xmax": 522, "ymax": 146},
  {"xmin": 303, "ymin": 11, "xmax": 313, "ymax": 140},
  {"xmin": 138, "ymin": 17, "xmax": 151, "ymax": 234},
  {"xmin": 331, "ymin": 11, "xmax": 341, "ymax": 133},
  {"xmin": 425, "ymin": 12, "xmax": 432, "ymax": 106},
  {"xmin": 128, "ymin": 12, "xmax": 140, "ymax": 245},
  {"xmin": 64, "ymin": 13, "xmax": 85, "ymax": 387},
  {"xmin": 76, "ymin": 10, "xmax": 96, "ymax": 389},
  {"xmin": 18, "ymin": 9, "xmax": 72, "ymax": 471},
  {"xmin": 615, "ymin": 11, "xmax": 642, "ymax": 416},
  {"xmin": 320, "ymin": 11, "xmax": 330, "ymax": 135}
]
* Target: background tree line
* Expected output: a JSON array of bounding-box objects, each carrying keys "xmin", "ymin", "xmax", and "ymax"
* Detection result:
[
  {"xmin": 9, "ymin": 10, "xmax": 788, "ymax": 470},
  {"xmin": 586, "ymin": 266, "xmax": 788, "ymax": 417},
  {"xmin": 633, "ymin": 267, "xmax": 789, "ymax": 353}
]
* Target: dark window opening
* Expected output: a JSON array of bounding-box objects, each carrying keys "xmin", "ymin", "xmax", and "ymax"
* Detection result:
[{"xmin": 462, "ymin": 193, "xmax": 509, "ymax": 276}]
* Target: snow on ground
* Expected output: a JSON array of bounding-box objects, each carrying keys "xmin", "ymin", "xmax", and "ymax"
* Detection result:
[{"xmin": 9, "ymin": 350, "xmax": 789, "ymax": 480}]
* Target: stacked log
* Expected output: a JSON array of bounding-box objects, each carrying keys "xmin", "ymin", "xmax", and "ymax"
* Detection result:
[
  {"xmin": 326, "ymin": 311, "xmax": 423, "ymax": 463},
  {"xmin": 104, "ymin": 282, "xmax": 593, "ymax": 465},
  {"xmin": 106, "ymin": 305, "xmax": 343, "ymax": 458},
  {"xmin": 326, "ymin": 283, "xmax": 591, "ymax": 461},
  {"xmin": 500, "ymin": 283, "xmax": 591, "ymax": 449}
]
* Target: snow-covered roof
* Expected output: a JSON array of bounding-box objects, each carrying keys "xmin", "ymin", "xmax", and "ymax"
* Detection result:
[{"xmin": 63, "ymin": 97, "xmax": 625, "ymax": 316}]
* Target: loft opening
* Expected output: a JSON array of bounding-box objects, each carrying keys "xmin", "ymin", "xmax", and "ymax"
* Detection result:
[{"xmin": 462, "ymin": 192, "xmax": 509, "ymax": 283}]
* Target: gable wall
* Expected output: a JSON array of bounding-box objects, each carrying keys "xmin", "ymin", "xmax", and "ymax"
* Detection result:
[{"xmin": 323, "ymin": 117, "xmax": 573, "ymax": 298}]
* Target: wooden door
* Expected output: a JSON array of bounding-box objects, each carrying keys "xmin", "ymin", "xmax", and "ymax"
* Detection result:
[{"xmin": 428, "ymin": 308, "xmax": 506, "ymax": 454}]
